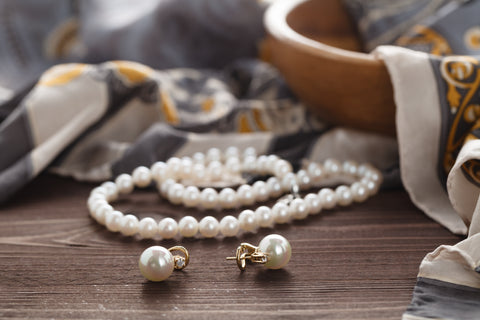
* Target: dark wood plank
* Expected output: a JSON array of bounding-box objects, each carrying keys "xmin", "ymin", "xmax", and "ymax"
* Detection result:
[{"xmin": 0, "ymin": 174, "xmax": 463, "ymax": 319}]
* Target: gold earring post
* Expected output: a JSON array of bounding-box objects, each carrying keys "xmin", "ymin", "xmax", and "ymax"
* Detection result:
[{"xmin": 226, "ymin": 243, "xmax": 268, "ymax": 271}]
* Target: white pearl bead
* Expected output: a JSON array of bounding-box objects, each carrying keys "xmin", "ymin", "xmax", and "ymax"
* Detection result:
[
  {"xmin": 206, "ymin": 147, "xmax": 222, "ymax": 163},
  {"xmin": 357, "ymin": 163, "xmax": 373, "ymax": 177},
  {"xmin": 252, "ymin": 180, "xmax": 269, "ymax": 202},
  {"xmin": 105, "ymin": 210, "xmax": 123, "ymax": 232},
  {"xmin": 159, "ymin": 178, "xmax": 176, "ymax": 197},
  {"xmin": 243, "ymin": 155, "xmax": 257, "ymax": 172},
  {"xmin": 94, "ymin": 203, "xmax": 113, "ymax": 225},
  {"xmin": 219, "ymin": 215, "xmax": 239, "ymax": 237},
  {"xmin": 200, "ymin": 188, "xmax": 218, "ymax": 210},
  {"xmin": 150, "ymin": 161, "xmax": 171, "ymax": 182},
  {"xmin": 192, "ymin": 152, "xmax": 206, "ymax": 165},
  {"xmin": 351, "ymin": 181, "xmax": 369, "ymax": 202},
  {"xmin": 115, "ymin": 174, "xmax": 134, "ymax": 194},
  {"xmin": 307, "ymin": 162, "xmax": 324, "ymax": 183},
  {"xmin": 335, "ymin": 185, "xmax": 353, "ymax": 206},
  {"xmin": 258, "ymin": 234, "xmax": 292, "ymax": 269},
  {"xmin": 101, "ymin": 181, "xmax": 118, "ymax": 201},
  {"xmin": 179, "ymin": 158, "xmax": 193, "ymax": 179},
  {"xmin": 199, "ymin": 216, "xmax": 220, "ymax": 238},
  {"xmin": 88, "ymin": 195, "xmax": 105, "ymax": 211},
  {"xmin": 218, "ymin": 188, "xmax": 237, "ymax": 209},
  {"xmin": 238, "ymin": 209, "xmax": 257, "ymax": 232},
  {"xmin": 361, "ymin": 177, "xmax": 379, "ymax": 196},
  {"xmin": 178, "ymin": 216, "xmax": 198, "ymax": 237},
  {"xmin": 318, "ymin": 188, "xmax": 337, "ymax": 209},
  {"xmin": 191, "ymin": 163, "xmax": 207, "ymax": 182},
  {"xmin": 90, "ymin": 199, "xmax": 107, "ymax": 217},
  {"xmin": 243, "ymin": 147, "xmax": 257, "ymax": 158},
  {"xmin": 266, "ymin": 177, "xmax": 283, "ymax": 198},
  {"xmin": 256, "ymin": 155, "xmax": 269, "ymax": 174},
  {"xmin": 288, "ymin": 198, "xmax": 310, "ymax": 220},
  {"xmin": 342, "ymin": 160, "xmax": 358, "ymax": 176},
  {"xmin": 166, "ymin": 157, "xmax": 182, "ymax": 176},
  {"xmin": 167, "ymin": 183, "xmax": 185, "ymax": 205},
  {"xmin": 266, "ymin": 155, "xmax": 279, "ymax": 169},
  {"xmin": 225, "ymin": 157, "xmax": 241, "ymax": 174},
  {"xmin": 158, "ymin": 217, "xmax": 178, "ymax": 239},
  {"xmin": 255, "ymin": 206, "xmax": 274, "ymax": 228},
  {"xmin": 237, "ymin": 184, "xmax": 255, "ymax": 206},
  {"xmin": 366, "ymin": 169, "xmax": 383, "ymax": 185},
  {"xmin": 139, "ymin": 246, "xmax": 174, "ymax": 282},
  {"xmin": 132, "ymin": 166, "xmax": 152, "ymax": 188},
  {"xmin": 207, "ymin": 161, "xmax": 223, "ymax": 181},
  {"xmin": 304, "ymin": 193, "xmax": 322, "ymax": 215},
  {"xmin": 182, "ymin": 186, "xmax": 201, "ymax": 208},
  {"xmin": 90, "ymin": 186, "xmax": 108, "ymax": 198},
  {"xmin": 224, "ymin": 146, "xmax": 239, "ymax": 159},
  {"xmin": 295, "ymin": 169, "xmax": 311, "ymax": 190},
  {"xmin": 273, "ymin": 159, "xmax": 292, "ymax": 178},
  {"xmin": 120, "ymin": 214, "xmax": 139, "ymax": 236},
  {"xmin": 281, "ymin": 172, "xmax": 297, "ymax": 191},
  {"xmin": 139, "ymin": 217, "xmax": 158, "ymax": 239},
  {"xmin": 272, "ymin": 202, "xmax": 290, "ymax": 223},
  {"xmin": 324, "ymin": 159, "xmax": 341, "ymax": 176}
]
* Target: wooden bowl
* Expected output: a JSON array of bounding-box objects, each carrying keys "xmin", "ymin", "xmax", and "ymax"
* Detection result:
[{"xmin": 263, "ymin": 0, "xmax": 395, "ymax": 136}]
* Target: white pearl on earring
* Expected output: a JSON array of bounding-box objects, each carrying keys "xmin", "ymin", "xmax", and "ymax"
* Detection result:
[
  {"xmin": 258, "ymin": 234, "xmax": 292, "ymax": 269},
  {"xmin": 139, "ymin": 246, "xmax": 174, "ymax": 282}
]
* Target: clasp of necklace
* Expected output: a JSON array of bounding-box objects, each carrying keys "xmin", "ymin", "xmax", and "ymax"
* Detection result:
[
  {"xmin": 226, "ymin": 243, "xmax": 268, "ymax": 271},
  {"xmin": 277, "ymin": 184, "xmax": 300, "ymax": 206}
]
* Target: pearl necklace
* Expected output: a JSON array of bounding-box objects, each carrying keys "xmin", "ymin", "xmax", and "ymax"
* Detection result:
[{"xmin": 87, "ymin": 147, "xmax": 382, "ymax": 239}]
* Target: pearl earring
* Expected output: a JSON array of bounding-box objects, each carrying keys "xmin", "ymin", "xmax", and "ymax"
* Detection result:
[
  {"xmin": 226, "ymin": 234, "xmax": 291, "ymax": 270},
  {"xmin": 139, "ymin": 245, "xmax": 189, "ymax": 281}
]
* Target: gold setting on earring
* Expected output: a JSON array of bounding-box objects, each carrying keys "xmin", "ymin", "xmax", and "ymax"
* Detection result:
[
  {"xmin": 169, "ymin": 245, "xmax": 190, "ymax": 270},
  {"xmin": 226, "ymin": 234, "xmax": 292, "ymax": 271}
]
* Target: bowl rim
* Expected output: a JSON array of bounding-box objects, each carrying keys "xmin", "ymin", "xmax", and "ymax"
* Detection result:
[{"xmin": 264, "ymin": 0, "xmax": 380, "ymax": 65}]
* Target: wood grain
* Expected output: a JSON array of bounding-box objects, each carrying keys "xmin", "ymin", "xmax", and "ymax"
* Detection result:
[{"xmin": 0, "ymin": 174, "xmax": 462, "ymax": 319}]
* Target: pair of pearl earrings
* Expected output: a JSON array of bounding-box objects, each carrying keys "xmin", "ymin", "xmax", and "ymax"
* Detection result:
[{"xmin": 139, "ymin": 234, "xmax": 292, "ymax": 282}]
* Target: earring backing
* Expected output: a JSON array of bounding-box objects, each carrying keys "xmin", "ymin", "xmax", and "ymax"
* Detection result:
[
  {"xmin": 226, "ymin": 234, "xmax": 291, "ymax": 271},
  {"xmin": 139, "ymin": 245, "xmax": 189, "ymax": 282}
]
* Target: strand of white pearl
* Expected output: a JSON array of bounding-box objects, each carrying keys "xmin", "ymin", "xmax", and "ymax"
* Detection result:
[{"xmin": 87, "ymin": 147, "xmax": 382, "ymax": 240}]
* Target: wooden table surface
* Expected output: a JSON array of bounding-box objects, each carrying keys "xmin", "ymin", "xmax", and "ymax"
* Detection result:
[{"xmin": 0, "ymin": 174, "xmax": 462, "ymax": 319}]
